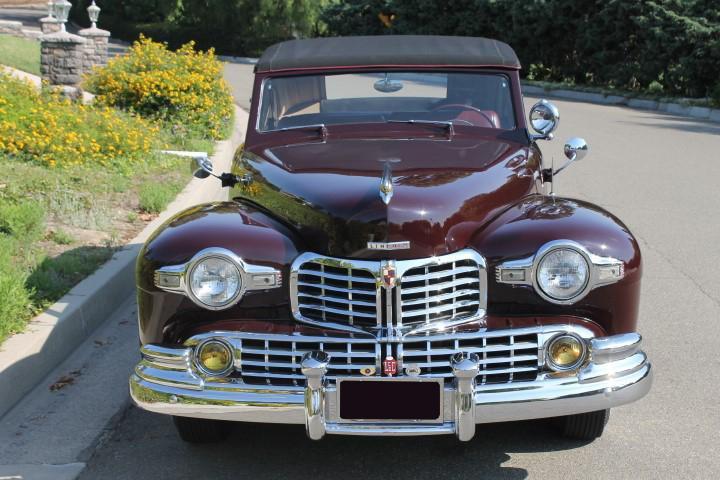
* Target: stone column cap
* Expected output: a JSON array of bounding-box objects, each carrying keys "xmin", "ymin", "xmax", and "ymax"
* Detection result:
[
  {"xmin": 40, "ymin": 16, "xmax": 59, "ymax": 24},
  {"xmin": 79, "ymin": 27, "xmax": 111, "ymax": 37},
  {"xmin": 41, "ymin": 31, "xmax": 86, "ymax": 44}
]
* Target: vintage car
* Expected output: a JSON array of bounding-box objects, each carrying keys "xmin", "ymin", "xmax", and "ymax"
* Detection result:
[{"xmin": 130, "ymin": 36, "xmax": 652, "ymax": 443}]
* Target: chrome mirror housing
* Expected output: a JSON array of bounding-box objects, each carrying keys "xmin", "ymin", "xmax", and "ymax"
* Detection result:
[
  {"xmin": 563, "ymin": 137, "xmax": 589, "ymax": 162},
  {"xmin": 191, "ymin": 156, "xmax": 214, "ymax": 179},
  {"xmin": 551, "ymin": 137, "xmax": 590, "ymax": 179},
  {"xmin": 529, "ymin": 99, "xmax": 560, "ymax": 140}
]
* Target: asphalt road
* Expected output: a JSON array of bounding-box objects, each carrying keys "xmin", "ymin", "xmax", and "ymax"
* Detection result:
[{"xmin": 80, "ymin": 64, "xmax": 720, "ymax": 479}]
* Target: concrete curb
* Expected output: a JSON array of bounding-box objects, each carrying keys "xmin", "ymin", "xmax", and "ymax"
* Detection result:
[
  {"xmin": 0, "ymin": 106, "xmax": 248, "ymax": 418},
  {"xmin": 522, "ymin": 83, "xmax": 720, "ymax": 123}
]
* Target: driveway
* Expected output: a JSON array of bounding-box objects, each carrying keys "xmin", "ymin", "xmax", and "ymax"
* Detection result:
[{"xmin": 78, "ymin": 66, "xmax": 720, "ymax": 479}]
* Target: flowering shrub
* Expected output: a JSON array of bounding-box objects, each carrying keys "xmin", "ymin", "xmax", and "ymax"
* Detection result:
[
  {"xmin": 0, "ymin": 74, "xmax": 159, "ymax": 169},
  {"xmin": 85, "ymin": 37, "xmax": 234, "ymax": 140}
]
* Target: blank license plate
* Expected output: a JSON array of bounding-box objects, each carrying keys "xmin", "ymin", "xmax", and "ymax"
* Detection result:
[{"xmin": 338, "ymin": 380, "xmax": 442, "ymax": 421}]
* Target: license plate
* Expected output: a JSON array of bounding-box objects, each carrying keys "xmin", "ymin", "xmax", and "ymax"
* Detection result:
[{"xmin": 338, "ymin": 378, "xmax": 443, "ymax": 422}]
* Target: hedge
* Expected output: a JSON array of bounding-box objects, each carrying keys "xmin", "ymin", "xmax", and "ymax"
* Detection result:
[
  {"xmin": 321, "ymin": 0, "xmax": 720, "ymax": 103},
  {"xmin": 71, "ymin": 0, "xmax": 328, "ymax": 57}
]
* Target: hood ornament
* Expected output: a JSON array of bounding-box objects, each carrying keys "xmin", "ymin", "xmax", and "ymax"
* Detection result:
[{"xmin": 379, "ymin": 159, "xmax": 399, "ymax": 205}]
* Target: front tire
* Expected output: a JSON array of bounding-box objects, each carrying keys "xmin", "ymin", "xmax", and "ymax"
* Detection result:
[
  {"xmin": 172, "ymin": 416, "xmax": 231, "ymax": 443},
  {"xmin": 559, "ymin": 409, "xmax": 610, "ymax": 440}
]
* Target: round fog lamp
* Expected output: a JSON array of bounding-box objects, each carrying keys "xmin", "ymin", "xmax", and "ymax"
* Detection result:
[
  {"xmin": 196, "ymin": 340, "xmax": 233, "ymax": 375},
  {"xmin": 547, "ymin": 335, "xmax": 585, "ymax": 371}
]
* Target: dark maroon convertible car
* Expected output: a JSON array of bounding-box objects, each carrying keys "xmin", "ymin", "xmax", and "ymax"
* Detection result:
[{"xmin": 130, "ymin": 36, "xmax": 652, "ymax": 443}]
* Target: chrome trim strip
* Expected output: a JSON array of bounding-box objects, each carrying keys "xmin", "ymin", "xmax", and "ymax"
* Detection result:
[
  {"xmin": 495, "ymin": 239, "xmax": 625, "ymax": 305},
  {"xmin": 591, "ymin": 332, "xmax": 641, "ymax": 364},
  {"xmin": 129, "ymin": 331, "xmax": 652, "ymax": 438}
]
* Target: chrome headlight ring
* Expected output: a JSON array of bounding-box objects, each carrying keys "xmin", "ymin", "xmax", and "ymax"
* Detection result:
[
  {"xmin": 154, "ymin": 247, "xmax": 282, "ymax": 311},
  {"xmin": 495, "ymin": 240, "xmax": 625, "ymax": 305}
]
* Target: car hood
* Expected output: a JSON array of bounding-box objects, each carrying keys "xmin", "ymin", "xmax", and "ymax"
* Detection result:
[{"xmin": 236, "ymin": 135, "xmax": 537, "ymax": 259}]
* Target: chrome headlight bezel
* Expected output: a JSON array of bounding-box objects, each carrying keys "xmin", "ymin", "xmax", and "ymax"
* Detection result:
[
  {"xmin": 154, "ymin": 247, "xmax": 282, "ymax": 311},
  {"xmin": 533, "ymin": 244, "xmax": 591, "ymax": 304},
  {"xmin": 495, "ymin": 239, "xmax": 625, "ymax": 305},
  {"xmin": 186, "ymin": 251, "xmax": 245, "ymax": 310}
]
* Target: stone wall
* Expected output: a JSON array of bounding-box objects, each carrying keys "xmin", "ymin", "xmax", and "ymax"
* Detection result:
[
  {"xmin": 0, "ymin": 19, "xmax": 42, "ymax": 39},
  {"xmin": 79, "ymin": 27, "xmax": 110, "ymax": 73},
  {"xmin": 0, "ymin": 19, "xmax": 23, "ymax": 36},
  {"xmin": 40, "ymin": 31, "xmax": 85, "ymax": 87},
  {"xmin": 40, "ymin": 17, "xmax": 60, "ymax": 35}
]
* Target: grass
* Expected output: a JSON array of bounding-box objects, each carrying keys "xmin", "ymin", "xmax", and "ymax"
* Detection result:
[
  {"xmin": 0, "ymin": 34, "xmax": 40, "ymax": 75},
  {"xmin": 0, "ymin": 43, "xmax": 230, "ymax": 343},
  {"xmin": 0, "ymin": 150, "xmax": 191, "ymax": 343},
  {"xmin": 138, "ymin": 179, "xmax": 186, "ymax": 214}
]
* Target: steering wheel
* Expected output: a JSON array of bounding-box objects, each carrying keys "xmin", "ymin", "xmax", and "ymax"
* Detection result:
[{"xmin": 431, "ymin": 103, "xmax": 496, "ymax": 128}]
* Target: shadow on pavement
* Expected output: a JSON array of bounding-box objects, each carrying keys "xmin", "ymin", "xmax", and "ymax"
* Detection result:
[
  {"xmin": 617, "ymin": 111, "xmax": 720, "ymax": 136},
  {"xmin": 81, "ymin": 405, "xmax": 594, "ymax": 480}
]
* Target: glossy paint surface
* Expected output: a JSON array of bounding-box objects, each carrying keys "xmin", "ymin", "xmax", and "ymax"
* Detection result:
[
  {"xmin": 136, "ymin": 66, "xmax": 642, "ymax": 344},
  {"xmin": 232, "ymin": 131, "xmax": 539, "ymax": 259}
]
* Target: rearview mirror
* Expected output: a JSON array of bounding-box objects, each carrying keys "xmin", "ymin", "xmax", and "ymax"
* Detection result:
[
  {"xmin": 529, "ymin": 99, "xmax": 559, "ymax": 140},
  {"xmin": 374, "ymin": 74, "xmax": 403, "ymax": 93}
]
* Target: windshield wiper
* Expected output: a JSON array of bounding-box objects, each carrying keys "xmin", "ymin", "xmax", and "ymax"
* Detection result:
[
  {"xmin": 387, "ymin": 119, "xmax": 455, "ymax": 138},
  {"xmin": 269, "ymin": 123, "xmax": 328, "ymax": 140}
]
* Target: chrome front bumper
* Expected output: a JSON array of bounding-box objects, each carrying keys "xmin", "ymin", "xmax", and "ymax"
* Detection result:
[{"xmin": 129, "ymin": 332, "xmax": 652, "ymax": 441}]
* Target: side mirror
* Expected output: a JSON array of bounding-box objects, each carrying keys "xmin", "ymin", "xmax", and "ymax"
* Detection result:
[
  {"xmin": 191, "ymin": 156, "xmax": 214, "ymax": 179},
  {"xmin": 529, "ymin": 99, "xmax": 560, "ymax": 140}
]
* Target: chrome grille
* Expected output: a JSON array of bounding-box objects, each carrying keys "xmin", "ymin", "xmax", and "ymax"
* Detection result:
[
  {"xmin": 290, "ymin": 250, "xmax": 486, "ymax": 333},
  {"xmin": 236, "ymin": 335, "xmax": 379, "ymax": 386},
  {"xmin": 225, "ymin": 329, "xmax": 539, "ymax": 387},
  {"xmin": 399, "ymin": 258, "xmax": 482, "ymax": 327},
  {"xmin": 400, "ymin": 331, "xmax": 540, "ymax": 384},
  {"xmin": 295, "ymin": 261, "xmax": 378, "ymax": 327}
]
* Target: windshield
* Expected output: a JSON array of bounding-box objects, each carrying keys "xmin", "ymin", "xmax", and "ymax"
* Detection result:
[{"xmin": 257, "ymin": 72, "xmax": 515, "ymax": 132}]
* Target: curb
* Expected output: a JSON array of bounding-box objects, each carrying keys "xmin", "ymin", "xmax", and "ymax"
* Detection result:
[
  {"xmin": 0, "ymin": 105, "xmax": 248, "ymax": 419},
  {"xmin": 522, "ymin": 83, "xmax": 720, "ymax": 123}
]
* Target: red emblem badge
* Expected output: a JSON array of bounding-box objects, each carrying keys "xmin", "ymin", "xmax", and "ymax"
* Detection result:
[
  {"xmin": 381, "ymin": 261, "xmax": 397, "ymax": 289},
  {"xmin": 383, "ymin": 356, "xmax": 398, "ymax": 376}
]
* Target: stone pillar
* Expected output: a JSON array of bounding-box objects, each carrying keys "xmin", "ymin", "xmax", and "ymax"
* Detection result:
[
  {"xmin": 41, "ymin": 31, "xmax": 86, "ymax": 87},
  {"xmin": 40, "ymin": 16, "xmax": 60, "ymax": 35},
  {"xmin": 78, "ymin": 27, "xmax": 111, "ymax": 73}
]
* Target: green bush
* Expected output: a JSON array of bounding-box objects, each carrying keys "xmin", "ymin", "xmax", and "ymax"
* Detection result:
[
  {"xmin": 85, "ymin": 37, "xmax": 234, "ymax": 140},
  {"xmin": 322, "ymin": 0, "xmax": 720, "ymax": 101},
  {"xmin": 0, "ymin": 74, "xmax": 161, "ymax": 170},
  {"xmin": 0, "ymin": 202, "xmax": 45, "ymax": 240},
  {"xmin": 74, "ymin": 0, "xmax": 327, "ymax": 57}
]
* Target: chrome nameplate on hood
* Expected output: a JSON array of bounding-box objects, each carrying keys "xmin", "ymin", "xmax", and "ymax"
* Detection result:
[{"xmin": 367, "ymin": 241, "xmax": 411, "ymax": 251}]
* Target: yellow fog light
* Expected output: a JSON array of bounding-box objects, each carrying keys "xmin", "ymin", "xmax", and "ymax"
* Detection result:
[
  {"xmin": 196, "ymin": 340, "xmax": 233, "ymax": 376},
  {"xmin": 547, "ymin": 334, "xmax": 585, "ymax": 371}
]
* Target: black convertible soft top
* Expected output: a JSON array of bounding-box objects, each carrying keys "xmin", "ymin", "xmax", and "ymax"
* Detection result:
[{"xmin": 255, "ymin": 35, "xmax": 521, "ymax": 73}]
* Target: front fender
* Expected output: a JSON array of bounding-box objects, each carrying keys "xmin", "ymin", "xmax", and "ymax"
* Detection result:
[
  {"xmin": 136, "ymin": 201, "xmax": 303, "ymax": 344},
  {"xmin": 471, "ymin": 195, "xmax": 642, "ymax": 335}
]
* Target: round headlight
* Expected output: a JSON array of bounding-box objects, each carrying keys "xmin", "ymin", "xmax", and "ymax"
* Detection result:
[
  {"xmin": 196, "ymin": 340, "xmax": 233, "ymax": 376},
  {"xmin": 547, "ymin": 334, "xmax": 586, "ymax": 371},
  {"xmin": 188, "ymin": 256, "xmax": 242, "ymax": 309},
  {"xmin": 536, "ymin": 248, "xmax": 589, "ymax": 301}
]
